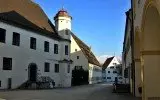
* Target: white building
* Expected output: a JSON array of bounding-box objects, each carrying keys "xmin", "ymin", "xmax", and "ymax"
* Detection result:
[
  {"xmin": 70, "ymin": 33, "xmax": 102, "ymax": 85},
  {"xmin": 0, "ymin": 0, "xmax": 72, "ymax": 89},
  {"xmin": 122, "ymin": 9, "xmax": 132, "ymax": 86},
  {"xmin": 102, "ymin": 57, "xmax": 122, "ymax": 83}
]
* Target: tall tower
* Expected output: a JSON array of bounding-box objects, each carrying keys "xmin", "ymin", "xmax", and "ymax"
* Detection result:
[
  {"xmin": 54, "ymin": 8, "xmax": 72, "ymax": 39},
  {"xmin": 54, "ymin": 8, "xmax": 72, "ymax": 87}
]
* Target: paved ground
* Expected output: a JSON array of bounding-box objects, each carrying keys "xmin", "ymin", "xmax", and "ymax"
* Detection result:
[{"xmin": 0, "ymin": 83, "xmax": 140, "ymax": 100}]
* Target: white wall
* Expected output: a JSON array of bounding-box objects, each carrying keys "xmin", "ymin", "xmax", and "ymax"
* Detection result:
[
  {"xmin": 104, "ymin": 57, "xmax": 122, "ymax": 83},
  {"xmin": 122, "ymin": 11, "xmax": 132, "ymax": 85},
  {"xmin": 70, "ymin": 36, "xmax": 88, "ymax": 71},
  {"xmin": 55, "ymin": 16, "xmax": 71, "ymax": 40},
  {"xmin": 89, "ymin": 63, "xmax": 102, "ymax": 84},
  {"xmin": 70, "ymin": 35, "xmax": 102, "ymax": 84},
  {"xmin": 0, "ymin": 22, "xmax": 71, "ymax": 89}
]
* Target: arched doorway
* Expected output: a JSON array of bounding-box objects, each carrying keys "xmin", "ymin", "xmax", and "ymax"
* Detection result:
[
  {"xmin": 141, "ymin": 2, "xmax": 160, "ymax": 99},
  {"xmin": 28, "ymin": 63, "xmax": 37, "ymax": 82}
]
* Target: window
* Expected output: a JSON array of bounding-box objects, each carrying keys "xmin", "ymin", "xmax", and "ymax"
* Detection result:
[
  {"xmin": 107, "ymin": 77, "xmax": 111, "ymax": 79},
  {"xmin": 67, "ymin": 65, "xmax": 70, "ymax": 73},
  {"xmin": 110, "ymin": 66, "xmax": 114, "ymax": 69},
  {"xmin": 116, "ymin": 66, "xmax": 119, "ymax": 69},
  {"xmin": 44, "ymin": 62, "xmax": 50, "ymax": 72},
  {"xmin": 30, "ymin": 37, "xmax": 36, "ymax": 50},
  {"xmin": 3, "ymin": 57, "xmax": 12, "ymax": 70},
  {"xmin": 108, "ymin": 71, "xmax": 110, "ymax": 73},
  {"xmin": 75, "ymin": 49, "xmax": 77, "ymax": 51},
  {"xmin": 0, "ymin": 28, "xmax": 6, "ymax": 43},
  {"xmin": 65, "ymin": 29, "xmax": 69, "ymax": 35},
  {"xmin": 44, "ymin": 41, "xmax": 49, "ymax": 52},
  {"xmin": 65, "ymin": 45, "xmax": 69, "ymax": 55},
  {"xmin": 113, "ymin": 63, "xmax": 117, "ymax": 66},
  {"xmin": 113, "ymin": 71, "xmax": 117, "ymax": 73},
  {"xmin": 77, "ymin": 56, "xmax": 79, "ymax": 59},
  {"xmin": 54, "ymin": 44, "xmax": 58, "ymax": 54},
  {"xmin": 0, "ymin": 81, "xmax": 1, "ymax": 87},
  {"xmin": 12, "ymin": 32, "xmax": 20, "ymax": 46},
  {"xmin": 55, "ymin": 64, "xmax": 59, "ymax": 73}
]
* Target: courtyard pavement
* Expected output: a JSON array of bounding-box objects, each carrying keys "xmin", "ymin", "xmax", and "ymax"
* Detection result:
[{"xmin": 0, "ymin": 83, "xmax": 140, "ymax": 100}]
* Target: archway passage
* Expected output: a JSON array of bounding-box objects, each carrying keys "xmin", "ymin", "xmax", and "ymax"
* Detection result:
[
  {"xmin": 28, "ymin": 63, "xmax": 37, "ymax": 82},
  {"xmin": 142, "ymin": 5, "xmax": 160, "ymax": 99}
]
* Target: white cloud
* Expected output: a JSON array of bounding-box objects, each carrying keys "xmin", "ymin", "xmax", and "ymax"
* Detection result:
[
  {"xmin": 96, "ymin": 55, "xmax": 112, "ymax": 64},
  {"xmin": 97, "ymin": 55, "xmax": 122, "ymax": 64}
]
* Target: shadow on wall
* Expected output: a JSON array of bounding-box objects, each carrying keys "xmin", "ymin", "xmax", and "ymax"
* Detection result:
[
  {"xmin": 72, "ymin": 68, "xmax": 89, "ymax": 86},
  {"xmin": 57, "ymin": 29, "xmax": 71, "ymax": 40},
  {"xmin": 70, "ymin": 50, "xmax": 89, "ymax": 86}
]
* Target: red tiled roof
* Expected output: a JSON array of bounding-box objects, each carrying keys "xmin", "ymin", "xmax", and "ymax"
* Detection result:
[
  {"xmin": 54, "ymin": 8, "xmax": 72, "ymax": 20},
  {"xmin": 0, "ymin": 0, "xmax": 56, "ymax": 34},
  {"xmin": 0, "ymin": 11, "xmax": 60, "ymax": 39}
]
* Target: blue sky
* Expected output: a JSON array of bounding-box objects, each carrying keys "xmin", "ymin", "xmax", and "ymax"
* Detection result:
[{"xmin": 35, "ymin": 0, "xmax": 131, "ymax": 57}]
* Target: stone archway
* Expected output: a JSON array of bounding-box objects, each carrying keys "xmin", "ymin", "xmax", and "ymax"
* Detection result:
[
  {"xmin": 141, "ymin": 1, "xmax": 160, "ymax": 99},
  {"xmin": 28, "ymin": 63, "xmax": 37, "ymax": 82}
]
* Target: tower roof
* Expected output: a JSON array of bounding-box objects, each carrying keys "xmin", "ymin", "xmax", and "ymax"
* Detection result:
[{"xmin": 54, "ymin": 8, "xmax": 72, "ymax": 20}]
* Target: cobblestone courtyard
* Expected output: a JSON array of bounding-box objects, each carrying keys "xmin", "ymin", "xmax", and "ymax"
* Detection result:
[{"xmin": 0, "ymin": 83, "xmax": 140, "ymax": 100}]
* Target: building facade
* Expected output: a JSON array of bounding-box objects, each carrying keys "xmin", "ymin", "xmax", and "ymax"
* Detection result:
[
  {"xmin": 123, "ymin": 0, "xmax": 160, "ymax": 99},
  {"xmin": 133, "ymin": 0, "xmax": 160, "ymax": 100},
  {"xmin": 102, "ymin": 57, "xmax": 122, "ymax": 83},
  {"xmin": 122, "ymin": 9, "xmax": 138, "ymax": 96},
  {"xmin": 0, "ymin": 0, "xmax": 72, "ymax": 89},
  {"xmin": 70, "ymin": 33, "xmax": 102, "ymax": 85}
]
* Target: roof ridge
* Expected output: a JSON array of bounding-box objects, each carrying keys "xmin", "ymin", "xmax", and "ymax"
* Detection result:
[
  {"xmin": 102, "ymin": 56, "xmax": 114, "ymax": 69},
  {"xmin": 71, "ymin": 32, "xmax": 90, "ymax": 49},
  {"xmin": 71, "ymin": 32, "xmax": 101, "ymax": 67}
]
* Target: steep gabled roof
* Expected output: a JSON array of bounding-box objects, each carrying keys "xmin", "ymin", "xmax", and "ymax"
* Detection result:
[
  {"xmin": 0, "ymin": 0, "xmax": 57, "ymax": 34},
  {"xmin": 0, "ymin": 11, "xmax": 61, "ymax": 39},
  {"xmin": 102, "ymin": 57, "xmax": 114, "ymax": 69},
  {"xmin": 71, "ymin": 33, "xmax": 101, "ymax": 67}
]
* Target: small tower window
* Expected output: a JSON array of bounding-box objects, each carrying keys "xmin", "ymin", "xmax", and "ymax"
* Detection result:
[
  {"xmin": 67, "ymin": 65, "xmax": 70, "ymax": 73},
  {"xmin": 65, "ymin": 45, "xmax": 69, "ymax": 55},
  {"xmin": 77, "ymin": 56, "xmax": 79, "ymax": 59},
  {"xmin": 65, "ymin": 29, "xmax": 69, "ymax": 35}
]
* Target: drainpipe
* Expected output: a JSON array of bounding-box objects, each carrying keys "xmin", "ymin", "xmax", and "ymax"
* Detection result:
[{"xmin": 130, "ymin": 0, "xmax": 136, "ymax": 96}]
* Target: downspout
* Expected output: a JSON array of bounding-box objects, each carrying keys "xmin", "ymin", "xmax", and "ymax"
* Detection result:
[{"xmin": 130, "ymin": 0, "xmax": 135, "ymax": 96}]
